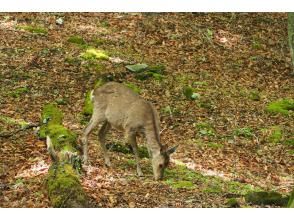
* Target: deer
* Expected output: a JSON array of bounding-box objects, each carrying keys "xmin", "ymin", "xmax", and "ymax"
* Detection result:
[{"xmin": 81, "ymin": 82, "xmax": 177, "ymax": 180}]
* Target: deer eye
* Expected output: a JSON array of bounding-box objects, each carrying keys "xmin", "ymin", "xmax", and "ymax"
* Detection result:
[{"xmin": 159, "ymin": 164, "xmax": 163, "ymax": 168}]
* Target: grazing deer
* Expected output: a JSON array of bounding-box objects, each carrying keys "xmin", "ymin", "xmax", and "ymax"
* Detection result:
[{"xmin": 81, "ymin": 82, "xmax": 176, "ymax": 180}]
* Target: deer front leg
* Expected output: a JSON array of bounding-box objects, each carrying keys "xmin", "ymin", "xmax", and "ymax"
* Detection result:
[
  {"xmin": 126, "ymin": 132, "xmax": 143, "ymax": 177},
  {"xmin": 98, "ymin": 122, "xmax": 111, "ymax": 167}
]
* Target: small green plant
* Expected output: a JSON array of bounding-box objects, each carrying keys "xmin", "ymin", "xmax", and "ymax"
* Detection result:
[
  {"xmin": 249, "ymin": 90, "xmax": 261, "ymax": 101},
  {"xmin": 9, "ymin": 86, "xmax": 29, "ymax": 98},
  {"xmin": 18, "ymin": 25, "xmax": 47, "ymax": 34},
  {"xmin": 67, "ymin": 35, "xmax": 86, "ymax": 45},
  {"xmin": 204, "ymin": 28, "xmax": 213, "ymax": 42},
  {"xmin": 266, "ymin": 99, "xmax": 294, "ymax": 116},
  {"xmin": 268, "ymin": 126, "xmax": 283, "ymax": 143},
  {"xmin": 234, "ymin": 127, "xmax": 254, "ymax": 138},
  {"xmin": 195, "ymin": 122, "xmax": 215, "ymax": 137},
  {"xmin": 183, "ymin": 86, "xmax": 200, "ymax": 100}
]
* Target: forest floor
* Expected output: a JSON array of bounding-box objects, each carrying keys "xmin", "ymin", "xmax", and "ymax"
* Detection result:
[{"xmin": 0, "ymin": 13, "xmax": 293, "ymax": 208}]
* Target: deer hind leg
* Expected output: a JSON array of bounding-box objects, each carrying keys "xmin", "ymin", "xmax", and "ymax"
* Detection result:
[
  {"xmin": 81, "ymin": 111, "xmax": 105, "ymax": 164},
  {"xmin": 126, "ymin": 131, "xmax": 143, "ymax": 177},
  {"xmin": 98, "ymin": 121, "xmax": 111, "ymax": 167}
]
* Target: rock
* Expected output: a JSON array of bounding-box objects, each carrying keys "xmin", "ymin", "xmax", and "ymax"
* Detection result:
[{"xmin": 56, "ymin": 18, "xmax": 64, "ymax": 25}]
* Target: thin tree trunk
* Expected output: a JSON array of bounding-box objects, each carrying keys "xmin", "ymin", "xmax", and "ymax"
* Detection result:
[{"xmin": 288, "ymin": 13, "xmax": 294, "ymax": 72}]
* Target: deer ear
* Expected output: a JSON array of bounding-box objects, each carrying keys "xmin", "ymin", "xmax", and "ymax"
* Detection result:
[{"xmin": 166, "ymin": 146, "xmax": 177, "ymax": 155}]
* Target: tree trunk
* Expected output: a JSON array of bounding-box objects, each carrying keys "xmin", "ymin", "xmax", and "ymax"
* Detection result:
[
  {"xmin": 288, "ymin": 13, "xmax": 294, "ymax": 72},
  {"xmin": 40, "ymin": 103, "xmax": 90, "ymax": 208}
]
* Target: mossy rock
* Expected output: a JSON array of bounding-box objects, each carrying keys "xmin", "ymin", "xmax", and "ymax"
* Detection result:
[
  {"xmin": 266, "ymin": 99, "xmax": 294, "ymax": 116},
  {"xmin": 47, "ymin": 163, "xmax": 89, "ymax": 207},
  {"xmin": 245, "ymin": 191, "xmax": 288, "ymax": 206}
]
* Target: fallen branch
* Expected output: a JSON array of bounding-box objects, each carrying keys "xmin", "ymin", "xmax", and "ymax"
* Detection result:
[{"xmin": 40, "ymin": 103, "xmax": 90, "ymax": 208}]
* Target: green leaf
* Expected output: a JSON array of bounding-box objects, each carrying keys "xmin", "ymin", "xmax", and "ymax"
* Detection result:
[{"xmin": 126, "ymin": 63, "xmax": 148, "ymax": 73}]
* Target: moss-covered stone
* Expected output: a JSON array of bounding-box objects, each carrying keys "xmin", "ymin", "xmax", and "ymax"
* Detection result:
[
  {"xmin": 266, "ymin": 99, "xmax": 294, "ymax": 116},
  {"xmin": 47, "ymin": 163, "xmax": 89, "ymax": 207},
  {"xmin": 245, "ymin": 191, "xmax": 288, "ymax": 206}
]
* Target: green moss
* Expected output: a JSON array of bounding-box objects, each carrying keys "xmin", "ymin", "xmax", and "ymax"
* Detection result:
[
  {"xmin": 67, "ymin": 36, "xmax": 86, "ymax": 45},
  {"xmin": 82, "ymin": 91, "xmax": 93, "ymax": 116},
  {"xmin": 9, "ymin": 86, "xmax": 29, "ymax": 98},
  {"xmin": 64, "ymin": 56, "xmax": 81, "ymax": 65},
  {"xmin": 0, "ymin": 115, "xmax": 30, "ymax": 129},
  {"xmin": 206, "ymin": 142, "xmax": 223, "ymax": 149},
  {"xmin": 195, "ymin": 122, "xmax": 215, "ymax": 137},
  {"xmin": 105, "ymin": 143, "xmax": 149, "ymax": 158},
  {"xmin": 183, "ymin": 86, "xmax": 194, "ymax": 100},
  {"xmin": 124, "ymin": 82, "xmax": 141, "ymax": 94},
  {"xmin": 233, "ymin": 127, "xmax": 254, "ymax": 138},
  {"xmin": 46, "ymin": 124, "xmax": 77, "ymax": 151},
  {"xmin": 166, "ymin": 180, "xmax": 195, "ymax": 189},
  {"xmin": 80, "ymin": 48, "xmax": 109, "ymax": 60},
  {"xmin": 18, "ymin": 25, "xmax": 47, "ymax": 34},
  {"xmin": 148, "ymin": 64, "xmax": 165, "ymax": 75},
  {"xmin": 47, "ymin": 163, "xmax": 87, "ymax": 207},
  {"xmin": 285, "ymin": 138, "xmax": 294, "ymax": 147},
  {"xmin": 165, "ymin": 164, "xmax": 258, "ymax": 195},
  {"xmin": 245, "ymin": 191, "xmax": 288, "ymax": 206},
  {"xmin": 268, "ymin": 126, "xmax": 283, "ymax": 143},
  {"xmin": 39, "ymin": 103, "xmax": 63, "ymax": 138},
  {"xmin": 94, "ymin": 79, "xmax": 105, "ymax": 89},
  {"xmin": 41, "ymin": 103, "xmax": 63, "ymax": 125},
  {"xmin": 266, "ymin": 99, "xmax": 294, "ymax": 116},
  {"xmin": 288, "ymin": 190, "xmax": 294, "ymax": 208},
  {"xmin": 226, "ymin": 198, "xmax": 240, "ymax": 208}
]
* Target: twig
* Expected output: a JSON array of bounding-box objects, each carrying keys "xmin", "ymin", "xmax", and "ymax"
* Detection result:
[{"xmin": 0, "ymin": 123, "xmax": 39, "ymax": 138}]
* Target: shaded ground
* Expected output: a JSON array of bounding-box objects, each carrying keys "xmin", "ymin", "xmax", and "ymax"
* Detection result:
[{"xmin": 0, "ymin": 13, "xmax": 293, "ymax": 207}]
